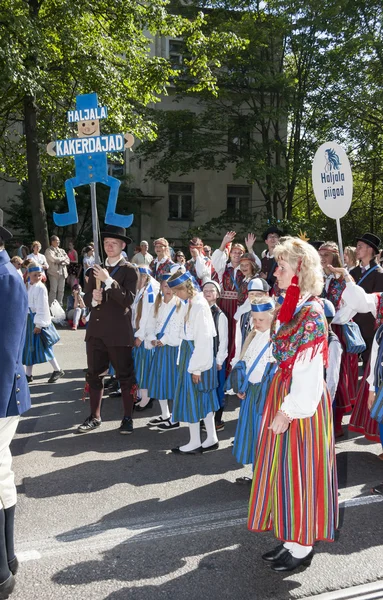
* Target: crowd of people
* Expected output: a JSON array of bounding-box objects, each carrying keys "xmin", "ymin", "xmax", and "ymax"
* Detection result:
[{"xmin": 1, "ymin": 221, "xmax": 383, "ymax": 597}]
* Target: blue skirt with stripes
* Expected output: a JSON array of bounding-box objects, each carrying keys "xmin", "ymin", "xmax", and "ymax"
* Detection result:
[
  {"xmin": 22, "ymin": 313, "xmax": 59, "ymax": 366},
  {"xmin": 173, "ymin": 340, "xmax": 219, "ymax": 424},
  {"xmin": 233, "ymin": 363, "xmax": 277, "ymax": 466},
  {"xmin": 133, "ymin": 344, "xmax": 154, "ymax": 389},
  {"xmin": 147, "ymin": 344, "xmax": 178, "ymax": 400}
]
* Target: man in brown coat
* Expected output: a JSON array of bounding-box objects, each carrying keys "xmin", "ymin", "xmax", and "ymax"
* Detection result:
[{"xmin": 77, "ymin": 225, "xmax": 138, "ymax": 435}]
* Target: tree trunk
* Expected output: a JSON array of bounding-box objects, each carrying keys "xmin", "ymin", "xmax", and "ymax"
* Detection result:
[{"xmin": 23, "ymin": 94, "xmax": 49, "ymax": 250}]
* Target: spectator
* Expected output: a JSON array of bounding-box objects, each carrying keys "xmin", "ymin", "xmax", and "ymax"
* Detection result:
[
  {"xmin": 131, "ymin": 240, "xmax": 153, "ymax": 266},
  {"xmin": 45, "ymin": 235, "xmax": 70, "ymax": 306},
  {"xmin": 10, "ymin": 256, "xmax": 24, "ymax": 279},
  {"xmin": 66, "ymin": 284, "xmax": 88, "ymax": 330},
  {"xmin": 27, "ymin": 241, "xmax": 48, "ymax": 272},
  {"xmin": 67, "ymin": 241, "xmax": 80, "ymax": 289},
  {"xmin": 83, "ymin": 246, "xmax": 95, "ymax": 272}
]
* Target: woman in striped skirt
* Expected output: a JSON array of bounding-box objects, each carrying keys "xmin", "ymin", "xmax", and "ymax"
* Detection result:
[
  {"xmin": 131, "ymin": 267, "xmax": 160, "ymax": 410},
  {"xmin": 167, "ymin": 269, "xmax": 220, "ymax": 454},
  {"xmin": 232, "ymin": 299, "xmax": 277, "ymax": 477},
  {"xmin": 248, "ymin": 237, "xmax": 338, "ymax": 572},
  {"xmin": 22, "ymin": 264, "xmax": 64, "ymax": 384},
  {"xmin": 146, "ymin": 274, "xmax": 184, "ymax": 431}
]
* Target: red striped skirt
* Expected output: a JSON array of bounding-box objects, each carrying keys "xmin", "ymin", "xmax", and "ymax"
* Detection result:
[
  {"xmin": 248, "ymin": 369, "xmax": 339, "ymax": 546},
  {"xmin": 332, "ymin": 324, "xmax": 358, "ymax": 410},
  {"xmin": 349, "ymin": 362, "xmax": 380, "ymax": 442}
]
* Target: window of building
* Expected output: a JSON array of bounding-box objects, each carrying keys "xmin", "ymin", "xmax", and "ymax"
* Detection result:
[
  {"xmin": 108, "ymin": 162, "xmax": 124, "ymax": 177},
  {"xmin": 228, "ymin": 117, "xmax": 251, "ymax": 154},
  {"xmin": 169, "ymin": 182, "xmax": 194, "ymax": 220},
  {"xmin": 227, "ymin": 185, "xmax": 251, "ymax": 214},
  {"xmin": 168, "ymin": 40, "xmax": 188, "ymax": 70}
]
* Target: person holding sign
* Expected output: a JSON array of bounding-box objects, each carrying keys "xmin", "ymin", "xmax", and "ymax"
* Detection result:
[{"xmin": 248, "ymin": 237, "xmax": 338, "ymax": 572}]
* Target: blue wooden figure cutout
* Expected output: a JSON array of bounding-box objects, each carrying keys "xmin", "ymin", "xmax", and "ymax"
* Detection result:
[{"xmin": 47, "ymin": 93, "xmax": 134, "ymax": 228}]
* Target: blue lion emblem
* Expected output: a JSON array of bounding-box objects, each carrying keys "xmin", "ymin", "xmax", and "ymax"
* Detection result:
[{"xmin": 325, "ymin": 148, "xmax": 341, "ymax": 171}]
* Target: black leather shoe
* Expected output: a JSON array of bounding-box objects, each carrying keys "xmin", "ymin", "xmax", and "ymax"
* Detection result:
[
  {"xmin": 0, "ymin": 573, "xmax": 15, "ymax": 599},
  {"xmin": 171, "ymin": 446, "xmax": 203, "ymax": 455},
  {"xmin": 134, "ymin": 399, "xmax": 153, "ymax": 412},
  {"xmin": 262, "ymin": 544, "xmax": 289, "ymax": 563},
  {"xmin": 109, "ymin": 390, "xmax": 122, "ymax": 398},
  {"xmin": 271, "ymin": 549, "xmax": 314, "ymax": 572},
  {"xmin": 8, "ymin": 556, "xmax": 18, "ymax": 576},
  {"xmin": 201, "ymin": 442, "xmax": 219, "ymax": 452}
]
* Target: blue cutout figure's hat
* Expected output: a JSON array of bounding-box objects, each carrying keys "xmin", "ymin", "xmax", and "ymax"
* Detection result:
[{"xmin": 76, "ymin": 93, "xmax": 100, "ymax": 114}]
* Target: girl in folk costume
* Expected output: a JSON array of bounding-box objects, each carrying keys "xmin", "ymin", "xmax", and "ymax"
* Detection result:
[
  {"xmin": 248, "ymin": 237, "xmax": 338, "ymax": 573},
  {"xmin": 185, "ymin": 238, "xmax": 212, "ymax": 287},
  {"xmin": 22, "ymin": 264, "xmax": 64, "ymax": 384},
  {"xmin": 167, "ymin": 270, "xmax": 220, "ymax": 454},
  {"xmin": 146, "ymin": 274, "xmax": 184, "ymax": 431},
  {"xmin": 149, "ymin": 238, "xmax": 174, "ymax": 282},
  {"xmin": 237, "ymin": 253, "xmax": 260, "ymax": 305},
  {"xmin": 232, "ymin": 299, "xmax": 277, "ymax": 481},
  {"xmin": 132, "ymin": 266, "xmax": 160, "ymax": 410},
  {"xmin": 319, "ymin": 242, "xmax": 358, "ymax": 437},
  {"xmin": 328, "ymin": 266, "xmax": 383, "ymax": 450}
]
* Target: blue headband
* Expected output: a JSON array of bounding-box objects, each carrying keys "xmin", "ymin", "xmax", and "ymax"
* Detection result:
[
  {"xmin": 168, "ymin": 271, "xmax": 192, "ymax": 288},
  {"xmin": 161, "ymin": 273, "xmax": 172, "ymax": 282},
  {"xmin": 251, "ymin": 300, "xmax": 275, "ymax": 313},
  {"xmin": 139, "ymin": 266, "xmax": 152, "ymax": 276},
  {"xmin": 27, "ymin": 265, "xmax": 42, "ymax": 273}
]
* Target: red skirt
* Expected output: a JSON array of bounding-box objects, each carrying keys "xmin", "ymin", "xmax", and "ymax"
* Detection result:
[
  {"xmin": 218, "ymin": 296, "xmax": 238, "ymax": 376},
  {"xmin": 349, "ymin": 363, "xmax": 381, "ymax": 442},
  {"xmin": 332, "ymin": 324, "xmax": 358, "ymax": 410},
  {"xmin": 248, "ymin": 369, "xmax": 339, "ymax": 546}
]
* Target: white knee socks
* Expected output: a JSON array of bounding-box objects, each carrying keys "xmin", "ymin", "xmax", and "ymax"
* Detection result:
[
  {"xmin": 137, "ymin": 389, "xmax": 150, "ymax": 407},
  {"xmin": 202, "ymin": 412, "xmax": 218, "ymax": 448},
  {"xmin": 25, "ymin": 366, "xmax": 33, "ymax": 377},
  {"xmin": 179, "ymin": 422, "xmax": 201, "ymax": 452},
  {"xmin": 49, "ymin": 358, "xmax": 60, "ymax": 372},
  {"xmin": 158, "ymin": 400, "xmax": 170, "ymax": 420}
]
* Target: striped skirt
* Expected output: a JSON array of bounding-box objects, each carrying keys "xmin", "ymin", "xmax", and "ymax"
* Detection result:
[
  {"xmin": 248, "ymin": 369, "xmax": 338, "ymax": 546},
  {"xmin": 349, "ymin": 362, "xmax": 381, "ymax": 443},
  {"xmin": 133, "ymin": 344, "xmax": 154, "ymax": 389},
  {"xmin": 22, "ymin": 313, "xmax": 59, "ymax": 366},
  {"xmin": 173, "ymin": 340, "xmax": 219, "ymax": 424},
  {"xmin": 332, "ymin": 324, "xmax": 358, "ymax": 410},
  {"xmin": 233, "ymin": 363, "xmax": 277, "ymax": 466},
  {"xmin": 147, "ymin": 344, "xmax": 178, "ymax": 400}
]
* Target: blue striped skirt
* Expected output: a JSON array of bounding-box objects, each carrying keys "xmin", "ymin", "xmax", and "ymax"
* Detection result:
[
  {"xmin": 133, "ymin": 344, "xmax": 154, "ymax": 389},
  {"xmin": 173, "ymin": 340, "xmax": 219, "ymax": 424},
  {"xmin": 233, "ymin": 363, "xmax": 277, "ymax": 466},
  {"xmin": 22, "ymin": 313, "xmax": 59, "ymax": 366},
  {"xmin": 147, "ymin": 344, "xmax": 178, "ymax": 400}
]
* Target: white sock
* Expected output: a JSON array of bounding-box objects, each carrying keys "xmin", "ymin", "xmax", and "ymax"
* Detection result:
[
  {"xmin": 49, "ymin": 357, "xmax": 60, "ymax": 371},
  {"xmin": 289, "ymin": 543, "xmax": 313, "ymax": 558},
  {"xmin": 137, "ymin": 389, "xmax": 150, "ymax": 407},
  {"xmin": 159, "ymin": 400, "xmax": 170, "ymax": 420},
  {"xmin": 25, "ymin": 366, "xmax": 33, "ymax": 376},
  {"xmin": 202, "ymin": 412, "xmax": 218, "ymax": 448},
  {"xmin": 283, "ymin": 542, "xmax": 293, "ymax": 550},
  {"xmin": 179, "ymin": 422, "xmax": 201, "ymax": 452}
]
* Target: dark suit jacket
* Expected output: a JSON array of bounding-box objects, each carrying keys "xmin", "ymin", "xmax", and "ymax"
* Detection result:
[
  {"xmin": 84, "ymin": 258, "xmax": 138, "ymax": 346},
  {"xmin": 350, "ymin": 260, "xmax": 383, "ymax": 360},
  {"xmin": 0, "ymin": 250, "xmax": 31, "ymax": 417}
]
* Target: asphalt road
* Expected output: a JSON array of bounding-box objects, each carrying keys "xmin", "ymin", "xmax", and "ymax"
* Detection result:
[{"xmin": 10, "ymin": 329, "xmax": 383, "ymax": 599}]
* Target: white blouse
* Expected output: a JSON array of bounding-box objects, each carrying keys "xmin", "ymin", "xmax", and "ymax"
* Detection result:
[
  {"xmin": 179, "ymin": 293, "xmax": 216, "ymax": 375},
  {"xmin": 238, "ymin": 329, "xmax": 275, "ymax": 385},
  {"xmin": 28, "ymin": 281, "xmax": 51, "ymax": 328},
  {"xmin": 132, "ymin": 278, "xmax": 160, "ymax": 340},
  {"xmin": 145, "ymin": 296, "xmax": 184, "ymax": 349},
  {"xmin": 27, "ymin": 252, "xmax": 48, "ymax": 269},
  {"xmin": 189, "ymin": 255, "xmax": 211, "ymax": 284}
]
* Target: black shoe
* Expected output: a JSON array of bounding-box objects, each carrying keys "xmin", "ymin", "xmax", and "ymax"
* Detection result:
[
  {"xmin": 271, "ymin": 549, "xmax": 314, "ymax": 572},
  {"xmin": 8, "ymin": 557, "xmax": 18, "ymax": 576},
  {"xmin": 48, "ymin": 370, "xmax": 65, "ymax": 383},
  {"xmin": 109, "ymin": 389, "xmax": 122, "ymax": 398},
  {"xmin": 156, "ymin": 421, "xmax": 180, "ymax": 432},
  {"xmin": 371, "ymin": 483, "xmax": 383, "ymax": 495},
  {"xmin": 134, "ymin": 399, "xmax": 153, "ymax": 412},
  {"xmin": 119, "ymin": 417, "xmax": 134, "ymax": 434},
  {"xmin": 148, "ymin": 416, "xmax": 170, "ymax": 427},
  {"xmin": 171, "ymin": 446, "xmax": 203, "ymax": 455},
  {"xmin": 26, "ymin": 375, "xmax": 33, "ymax": 384},
  {"xmin": 235, "ymin": 476, "xmax": 252, "ymax": 485},
  {"xmin": 262, "ymin": 544, "xmax": 289, "ymax": 563},
  {"xmin": 0, "ymin": 573, "xmax": 15, "ymax": 599},
  {"xmin": 106, "ymin": 378, "xmax": 119, "ymax": 392},
  {"xmin": 76, "ymin": 415, "xmax": 101, "ymax": 434},
  {"xmin": 201, "ymin": 442, "xmax": 219, "ymax": 452}
]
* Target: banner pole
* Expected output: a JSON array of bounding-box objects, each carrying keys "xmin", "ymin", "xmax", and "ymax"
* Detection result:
[{"xmin": 336, "ymin": 218, "xmax": 344, "ymax": 265}]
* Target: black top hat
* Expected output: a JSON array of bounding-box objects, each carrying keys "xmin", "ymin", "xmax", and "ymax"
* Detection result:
[
  {"xmin": 0, "ymin": 225, "xmax": 12, "ymax": 242},
  {"xmin": 263, "ymin": 225, "xmax": 283, "ymax": 241},
  {"xmin": 356, "ymin": 232, "xmax": 381, "ymax": 254},
  {"xmin": 100, "ymin": 225, "xmax": 132, "ymax": 245}
]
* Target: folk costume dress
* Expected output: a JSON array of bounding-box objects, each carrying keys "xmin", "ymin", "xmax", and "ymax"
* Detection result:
[
  {"xmin": 132, "ymin": 276, "xmax": 160, "ymax": 392},
  {"xmin": 248, "ymin": 296, "xmax": 339, "ymax": 546},
  {"xmin": 22, "ymin": 280, "xmax": 60, "ymax": 366},
  {"xmin": 146, "ymin": 296, "xmax": 184, "ymax": 402},
  {"xmin": 342, "ymin": 282, "xmax": 383, "ymax": 444},
  {"xmin": 149, "ymin": 257, "xmax": 174, "ymax": 282},
  {"xmin": 232, "ymin": 329, "xmax": 276, "ymax": 466},
  {"xmin": 324, "ymin": 274, "xmax": 358, "ymax": 432},
  {"xmin": 172, "ymin": 293, "xmax": 220, "ymax": 424}
]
